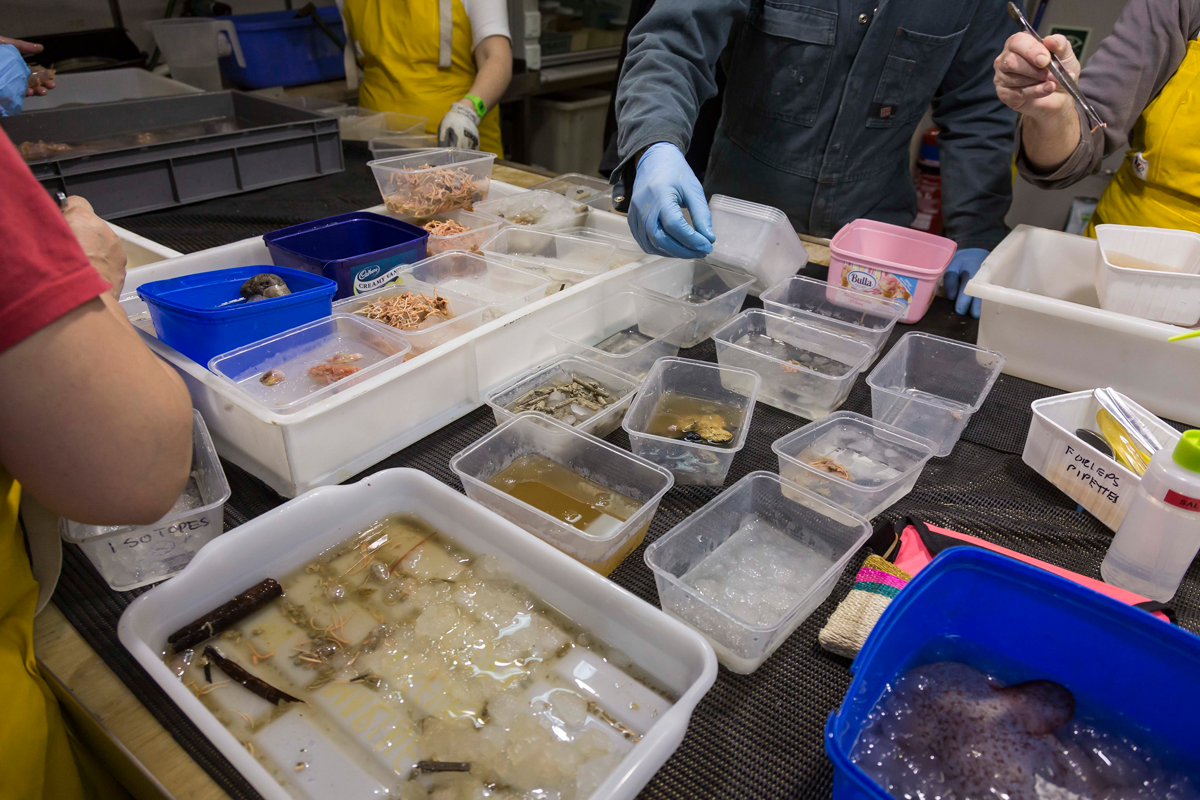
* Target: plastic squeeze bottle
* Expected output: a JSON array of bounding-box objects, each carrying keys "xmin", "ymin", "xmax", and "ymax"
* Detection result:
[{"xmin": 1102, "ymin": 430, "xmax": 1200, "ymax": 602}]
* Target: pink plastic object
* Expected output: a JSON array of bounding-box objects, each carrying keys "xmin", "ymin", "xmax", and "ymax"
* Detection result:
[{"xmin": 827, "ymin": 220, "xmax": 956, "ymax": 324}]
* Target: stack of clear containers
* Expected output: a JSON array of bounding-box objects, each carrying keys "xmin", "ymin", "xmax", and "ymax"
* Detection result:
[
  {"xmin": 759, "ymin": 275, "xmax": 906, "ymax": 362},
  {"xmin": 393, "ymin": 251, "xmax": 550, "ymax": 320},
  {"xmin": 208, "ymin": 314, "xmax": 412, "ymax": 413},
  {"xmin": 449, "ymin": 413, "xmax": 674, "ymax": 575},
  {"xmin": 368, "ymin": 149, "xmax": 496, "ymax": 217},
  {"xmin": 60, "ymin": 410, "xmax": 232, "ymax": 591},
  {"xmin": 632, "ymin": 259, "xmax": 756, "ymax": 348},
  {"xmin": 866, "ymin": 332, "xmax": 1006, "ymax": 456},
  {"xmin": 548, "ymin": 292, "xmax": 695, "ymax": 378},
  {"xmin": 644, "ymin": 471, "xmax": 872, "ymax": 673},
  {"xmin": 408, "ymin": 209, "xmax": 503, "ymax": 257},
  {"xmin": 485, "ymin": 354, "xmax": 641, "ymax": 437},
  {"xmin": 481, "ymin": 228, "xmax": 616, "ymax": 289},
  {"xmin": 334, "ymin": 285, "xmax": 489, "ymax": 356},
  {"xmin": 706, "ymin": 194, "xmax": 808, "ymax": 296},
  {"xmin": 772, "ymin": 411, "xmax": 935, "ymax": 519},
  {"xmin": 622, "ymin": 357, "xmax": 760, "ymax": 486},
  {"xmin": 711, "ymin": 309, "xmax": 872, "ymax": 419},
  {"xmin": 473, "ymin": 190, "xmax": 590, "ymax": 231}
]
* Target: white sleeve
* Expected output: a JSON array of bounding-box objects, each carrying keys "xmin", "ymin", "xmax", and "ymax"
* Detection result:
[{"xmin": 462, "ymin": 0, "xmax": 512, "ymax": 50}]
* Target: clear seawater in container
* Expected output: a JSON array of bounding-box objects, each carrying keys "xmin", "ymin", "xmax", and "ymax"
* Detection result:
[
  {"xmin": 548, "ymin": 292, "xmax": 695, "ymax": 379},
  {"xmin": 866, "ymin": 333, "xmax": 1005, "ymax": 457},
  {"xmin": 711, "ymin": 309, "xmax": 872, "ymax": 420},
  {"xmin": 208, "ymin": 314, "xmax": 412, "ymax": 413},
  {"xmin": 622, "ymin": 357, "xmax": 760, "ymax": 486},
  {"xmin": 481, "ymin": 228, "xmax": 615, "ymax": 289},
  {"xmin": 369, "ymin": 148, "xmax": 496, "ymax": 217},
  {"xmin": 61, "ymin": 410, "xmax": 231, "ymax": 591},
  {"xmin": 393, "ymin": 251, "xmax": 550, "ymax": 321},
  {"xmin": 450, "ymin": 413, "xmax": 674, "ymax": 575},
  {"xmin": 474, "ymin": 189, "xmax": 590, "ymax": 231},
  {"xmin": 485, "ymin": 354, "xmax": 641, "ymax": 438},
  {"xmin": 645, "ymin": 471, "xmax": 871, "ymax": 673},
  {"xmin": 632, "ymin": 259, "xmax": 756, "ymax": 348},
  {"xmin": 772, "ymin": 411, "xmax": 935, "ymax": 519},
  {"xmin": 759, "ymin": 275, "xmax": 906, "ymax": 361},
  {"xmin": 333, "ymin": 284, "xmax": 489, "ymax": 356}
]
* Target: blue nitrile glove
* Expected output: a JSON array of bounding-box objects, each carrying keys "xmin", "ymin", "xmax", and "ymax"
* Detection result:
[
  {"xmin": 0, "ymin": 44, "xmax": 31, "ymax": 117},
  {"xmin": 629, "ymin": 142, "xmax": 715, "ymax": 259},
  {"xmin": 943, "ymin": 247, "xmax": 989, "ymax": 318}
]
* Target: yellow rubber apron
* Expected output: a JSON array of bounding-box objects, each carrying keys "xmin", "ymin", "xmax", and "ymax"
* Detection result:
[
  {"xmin": 341, "ymin": 0, "xmax": 503, "ymax": 156},
  {"xmin": 1087, "ymin": 39, "xmax": 1200, "ymax": 235}
]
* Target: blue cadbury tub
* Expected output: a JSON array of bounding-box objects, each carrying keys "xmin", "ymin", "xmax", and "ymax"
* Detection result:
[
  {"xmin": 826, "ymin": 548, "xmax": 1200, "ymax": 800},
  {"xmin": 217, "ymin": 8, "xmax": 346, "ymax": 89},
  {"xmin": 137, "ymin": 266, "xmax": 335, "ymax": 367},
  {"xmin": 264, "ymin": 211, "xmax": 428, "ymax": 300}
]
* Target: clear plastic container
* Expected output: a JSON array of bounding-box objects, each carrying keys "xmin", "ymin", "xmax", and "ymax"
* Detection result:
[
  {"xmin": 644, "ymin": 471, "xmax": 872, "ymax": 673},
  {"xmin": 368, "ymin": 149, "xmax": 496, "ymax": 217},
  {"xmin": 333, "ymin": 285, "xmax": 489, "ymax": 356},
  {"xmin": 531, "ymin": 173, "xmax": 611, "ymax": 203},
  {"xmin": 711, "ymin": 310, "xmax": 873, "ymax": 420},
  {"xmin": 449, "ymin": 412, "xmax": 674, "ymax": 575},
  {"xmin": 208, "ymin": 314, "xmax": 412, "ymax": 413},
  {"xmin": 866, "ymin": 332, "xmax": 1005, "ymax": 456},
  {"xmin": 706, "ymin": 194, "xmax": 808, "ymax": 296},
  {"xmin": 482, "ymin": 228, "xmax": 616, "ymax": 289},
  {"xmin": 1094, "ymin": 224, "xmax": 1200, "ymax": 325},
  {"xmin": 473, "ymin": 190, "xmax": 591, "ymax": 231},
  {"xmin": 632, "ymin": 259, "xmax": 756, "ymax": 348},
  {"xmin": 485, "ymin": 355, "xmax": 641, "ymax": 437},
  {"xmin": 772, "ymin": 411, "xmax": 935, "ymax": 519},
  {"xmin": 548, "ymin": 292, "xmax": 696, "ymax": 379},
  {"xmin": 367, "ymin": 133, "xmax": 440, "ymax": 160},
  {"xmin": 409, "ymin": 209, "xmax": 503, "ymax": 257},
  {"xmin": 393, "ymin": 251, "xmax": 550, "ymax": 321},
  {"xmin": 337, "ymin": 109, "xmax": 427, "ymax": 141},
  {"xmin": 759, "ymin": 275, "xmax": 906, "ymax": 361},
  {"xmin": 61, "ymin": 410, "xmax": 231, "ymax": 591},
  {"xmin": 551, "ymin": 225, "xmax": 645, "ymax": 267},
  {"xmin": 622, "ymin": 357, "xmax": 760, "ymax": 486}
]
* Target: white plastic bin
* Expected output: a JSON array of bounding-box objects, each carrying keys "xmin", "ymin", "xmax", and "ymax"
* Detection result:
[
  {"xmin": 632, "ymin": 259, "xmax": 755, "ymax": 348},
  {"xmin": 119, "ymin": 468, "xmax": 716, "ymax": 800},
  {"xmin": 61, "ymin": 410, "xmax": 230, "ymax": 591},
  {"xmin": 644, "ymin": 471, "xmax": 871, "ymax": 673},
  {"xmin": 1094, "ymin": 224, "xmax": 1200, "ymax": 325},
  {"xmin": 968, "ymin": 225, "xmax": 1200, "ymax": 428},
  {"xmin": 529, "ymin": 90, "xmax": 611, "ymax": 176},
  {"xmin": 1023, "ymin": 390, "xmax": 1181, "ymax": 531}
]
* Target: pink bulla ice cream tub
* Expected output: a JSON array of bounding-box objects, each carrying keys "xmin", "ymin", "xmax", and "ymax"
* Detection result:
[{"xmin": 827, "ymin": 220, "xmax": 957, "ymax": 324}]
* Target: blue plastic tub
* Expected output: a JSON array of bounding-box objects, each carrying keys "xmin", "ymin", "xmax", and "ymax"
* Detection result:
[
  {"xmin": 136, "ymin": 266, "xmax": 336, "ymax": 367},
  {"xmin": 826, "ymin": 548, "xmax": 1200, "ymax": 800},
  {"xmin": 217, "ymin": 8, "xmax": 346, "ymax": 89},
  {"xmin": 264, "ymin": 211, "xmax": 429, "ymax": 300}
]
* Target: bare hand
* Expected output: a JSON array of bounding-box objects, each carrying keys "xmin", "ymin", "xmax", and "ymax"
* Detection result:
[
  {"xmin": 993, "ymin": 33, "xmax": 1079, "ymax": 122},
  {"xmin": 62, "ymin": 196, "xmax": 127, "ymax": 297}
]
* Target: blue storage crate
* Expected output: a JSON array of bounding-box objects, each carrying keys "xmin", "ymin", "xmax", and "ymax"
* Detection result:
[
  {"xmin": 825, "ymin": 548, "xmax": 1200, "ymax": 800},
  {"xmin": 217, "ymin": 8, "xmax": 346, "ymax": 89},
  {"xmin": 137, "ymin": 266, "xmax": 336, "ymax": 367},
  {"xmin": 264, "ymin": 211, "xmax": 429, "ymax": 300}
]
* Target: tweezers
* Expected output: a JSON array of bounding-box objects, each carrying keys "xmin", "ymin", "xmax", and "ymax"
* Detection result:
[{"xmin": 1007, "ymin": 1, "xmax": 1106, "ymax": 132}]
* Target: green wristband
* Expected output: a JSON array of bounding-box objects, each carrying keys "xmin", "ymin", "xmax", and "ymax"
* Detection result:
[{"xmin": 464, "ymin": 93, "xmax": 487, "ymax": 118}]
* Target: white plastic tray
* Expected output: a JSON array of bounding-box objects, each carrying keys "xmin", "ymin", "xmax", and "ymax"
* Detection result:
[
  {"xmin": 110, "ymin": 221, "xmax": 183, "ymax": 269},
  {"xmin": 968, "ymin": 225, "xmax": 1200, "ymax": 427},
  {"xmin": 120, "ymin": 184, "xmax": 663, "ymax": 497},
  {"xmin": 1023, "ymin": 390, "xmax": 1181, "ymax": 531},
  {"xmin": 118, "ymin": 468, "xmax": 717, "ymax": 800}
]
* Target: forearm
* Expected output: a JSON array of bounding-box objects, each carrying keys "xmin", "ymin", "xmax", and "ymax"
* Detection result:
[
  {"xmin": 1020, "ymin": 104, "xmax": 1083, "ymax": 172},
  {"xmin": 466, "ymin": 35, "xmax": 512, "ymax": 110}
]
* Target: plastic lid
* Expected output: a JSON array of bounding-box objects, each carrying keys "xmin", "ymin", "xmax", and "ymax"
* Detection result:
[{"xmin": 1173, "ymin": 430, "xmax": 1200, "ymax": 473}]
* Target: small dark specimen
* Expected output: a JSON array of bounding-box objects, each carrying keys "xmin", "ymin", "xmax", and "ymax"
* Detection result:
[
  {"xmin": 204, "ymin": 646, "xmax": 302, "ymax": 706},
  {"xmin": 240, "ymin": 273, "xmax": 291, "ymax": 301},
  {"xmin": 203, "ymin": 660, "xmax": 212, "ymax": 684},
  {"xmin": 168, "ymin": 578, "xmax": 283, "ymax": 653},
  {"xmin": 415, "ymin": 761, "xmax": 471, "ymax": 774}
]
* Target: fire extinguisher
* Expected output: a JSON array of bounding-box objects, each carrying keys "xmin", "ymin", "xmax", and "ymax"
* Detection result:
[{"xmin": 911, "ymin": 127, "xmax": 943, "ymax": 235}]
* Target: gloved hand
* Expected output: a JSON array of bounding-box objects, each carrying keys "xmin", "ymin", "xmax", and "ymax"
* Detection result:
[
  {"xmin": 438, "ymin": 101, "xmax": 481, "ymax": 150},
  {"xmin": 0, "ymin": 44, "xmax": 31, "ymax": 117},
  {"xmin": 629, "ymin": 142, "xmax": 715, "ymax": 259},
  {"xmin": 943, "ymin": 247, "xmax": 989, "ymax": 318}
]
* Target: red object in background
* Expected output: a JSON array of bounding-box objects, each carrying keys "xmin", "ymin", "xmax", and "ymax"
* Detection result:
[{"xmin": 911, "ymin": 127, "xmax": 943, "ymax": 236}]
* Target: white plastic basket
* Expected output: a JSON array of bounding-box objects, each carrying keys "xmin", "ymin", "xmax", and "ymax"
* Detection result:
[{"xmin": 1094, "ymin": 224, "xmax": 1200, "ymax": 325}]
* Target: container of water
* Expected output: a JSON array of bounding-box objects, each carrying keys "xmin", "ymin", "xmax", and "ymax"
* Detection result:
[{"xmin": 548, "ymin": 292, "xmax": 695, "ymax": 379}]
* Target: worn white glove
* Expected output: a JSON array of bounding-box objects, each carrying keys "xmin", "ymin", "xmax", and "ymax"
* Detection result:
[{"xmin": 438, "ymin": 101, "xmax": 481, "ymax": 150}]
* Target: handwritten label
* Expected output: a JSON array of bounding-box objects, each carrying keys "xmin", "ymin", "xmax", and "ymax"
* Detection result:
[
  {"xmin": 1056, "ymin": 444, "xmax": 1122, "ymax": 503},
  {"xmin": 1164, "ymin": 490, "xmax": 1200, "ymax": 513},
  {"xmin": 106, "ymin": 515, "xmax": 211, "ymax": 553}
]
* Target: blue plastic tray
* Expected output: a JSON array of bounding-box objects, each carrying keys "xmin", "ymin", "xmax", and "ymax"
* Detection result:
[
  {"xmin": 825, "ymin": 548, "xmax": 1200, "ymax": 800},
  {"xmin": 136, "ymin": 266, "xmax": 335, "ymax": 367},
  {"xmin": 264, "ymin": 211, "xmax": 429, "ymax": 300},
  {"xmin": 217, "ymin": 8, "xmax": 346, "ymax": 89}
]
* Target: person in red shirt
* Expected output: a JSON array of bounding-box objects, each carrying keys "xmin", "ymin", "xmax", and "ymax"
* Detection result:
[{"xmin": 0, "ymin": 131, "xmax": 194, "ymax": 798}]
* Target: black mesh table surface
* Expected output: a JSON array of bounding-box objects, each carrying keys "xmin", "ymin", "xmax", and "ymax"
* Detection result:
[{"xmin": 56, "ymin": 150, "xmax": 1200, "ymax": 800}]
